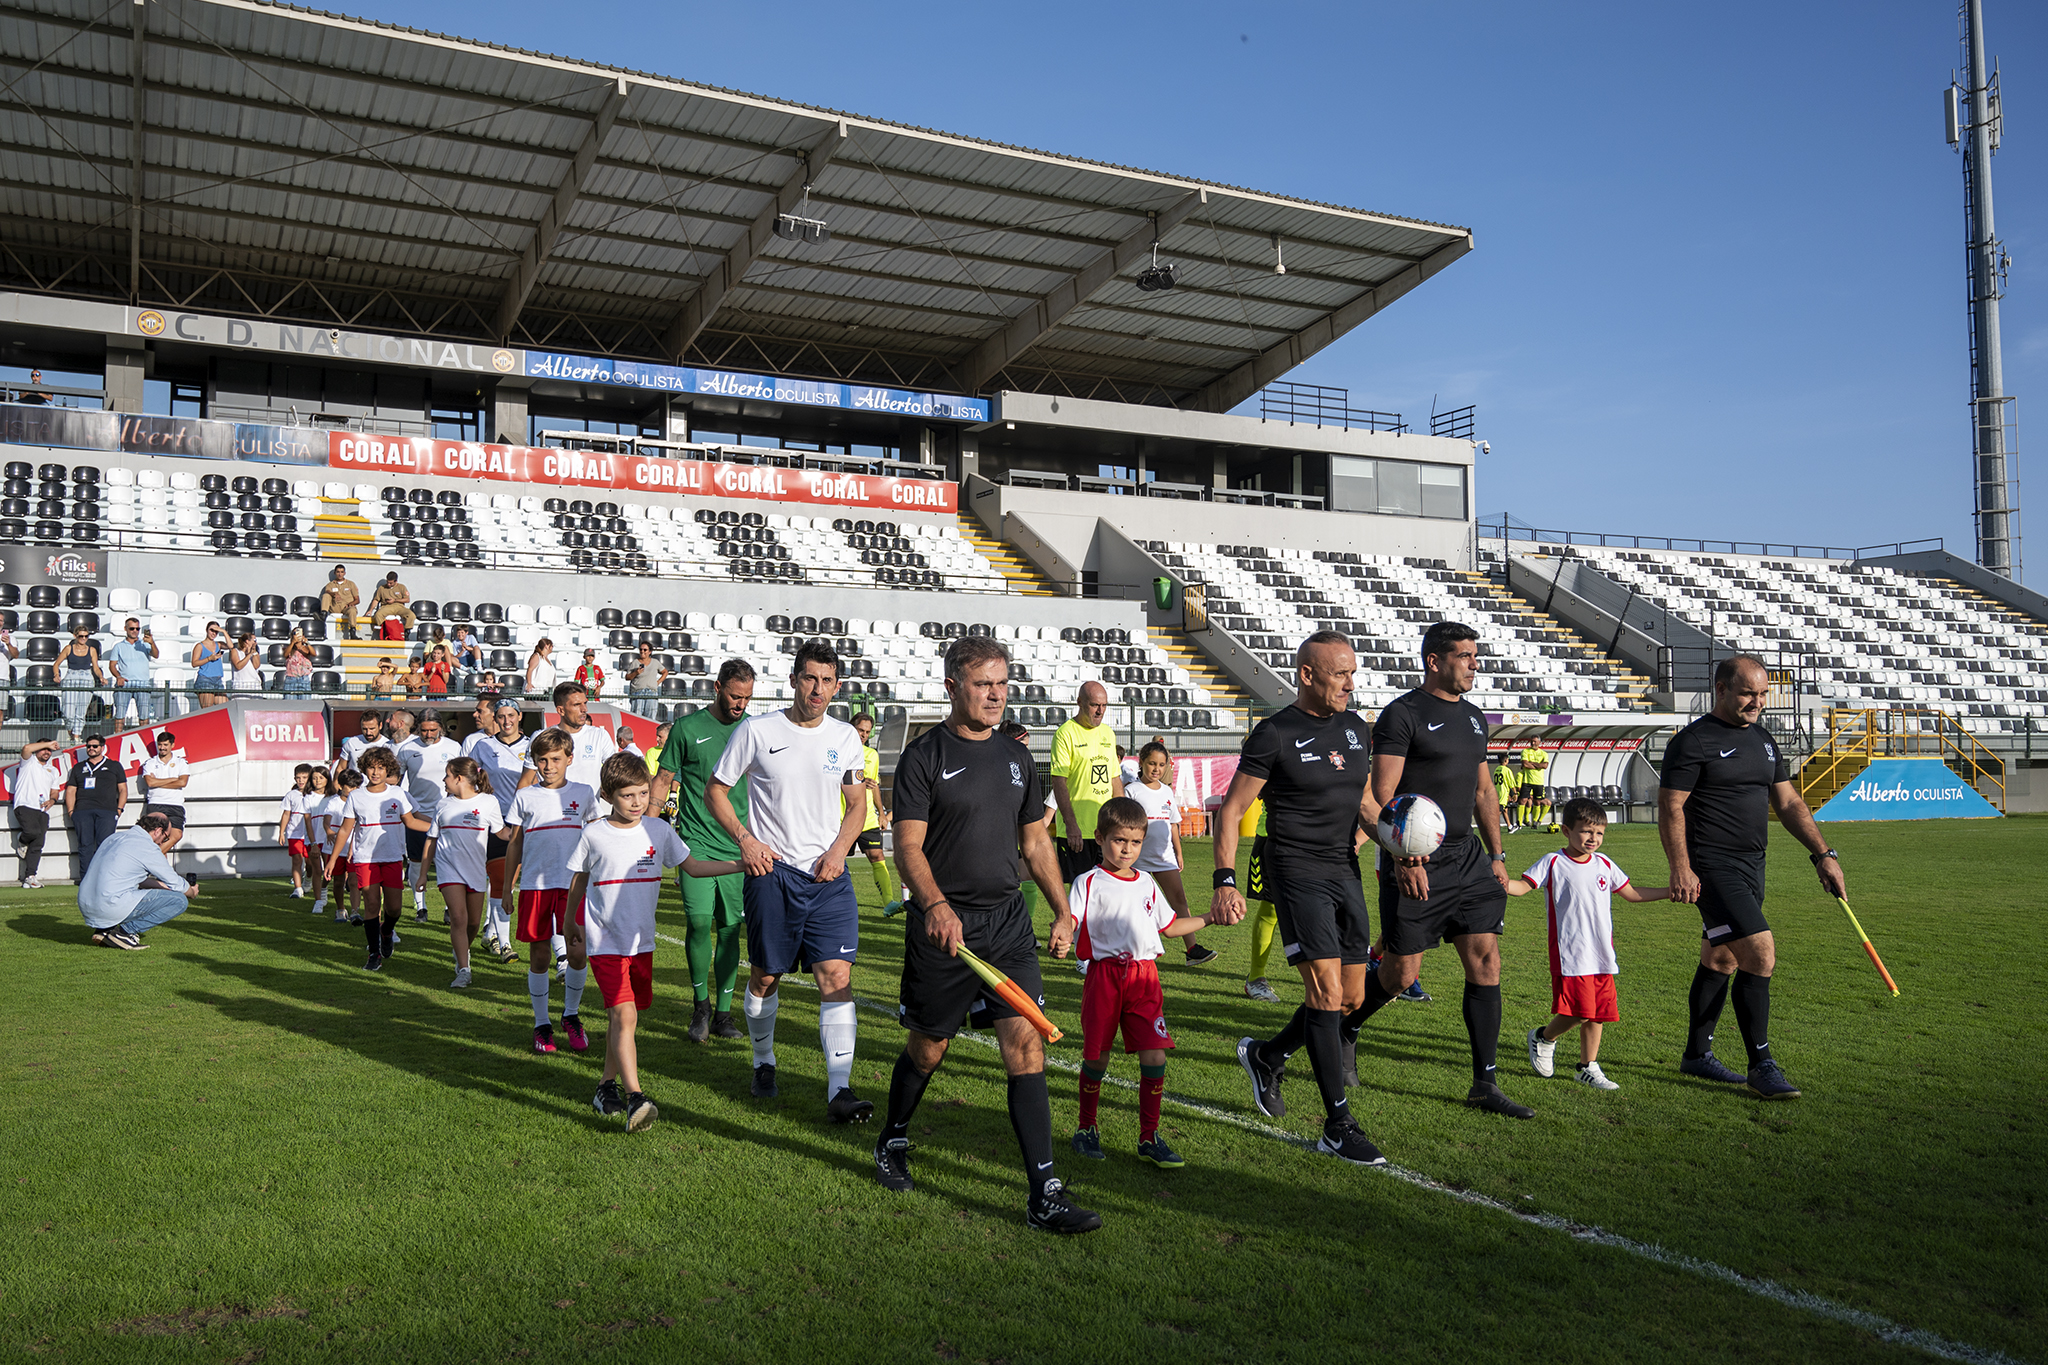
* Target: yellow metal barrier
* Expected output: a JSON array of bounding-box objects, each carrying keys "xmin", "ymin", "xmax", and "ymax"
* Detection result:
[{"xmin": 1796, "ymin": 708, "xmax": 2006, "ymax": 813}]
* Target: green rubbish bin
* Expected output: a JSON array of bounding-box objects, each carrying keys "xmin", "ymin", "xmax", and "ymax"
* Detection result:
[{"xmin": 1152, "ymin": 576, "xmax": 1174, "ymax": 611}]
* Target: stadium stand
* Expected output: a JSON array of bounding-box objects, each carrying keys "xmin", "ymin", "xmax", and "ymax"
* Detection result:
[{"xmin": 1517, "ymin": 545, "xmax": 2048, "ymax": 733}]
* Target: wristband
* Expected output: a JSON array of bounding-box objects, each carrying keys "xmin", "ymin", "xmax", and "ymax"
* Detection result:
[{"xmin": 1213, "ymin": 869, "xmax": 1237, "ymax": 890}]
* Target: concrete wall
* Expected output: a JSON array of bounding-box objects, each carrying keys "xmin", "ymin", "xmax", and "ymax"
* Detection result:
[{"xmin": 996, "ymin": 390, "xmax": 1479, "ymax": 466}]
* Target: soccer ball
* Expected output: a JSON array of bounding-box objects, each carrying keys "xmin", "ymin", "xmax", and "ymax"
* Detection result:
[{"xmin": 1377, "ymin": 793, "xmax": 1447, "ymax": 860}]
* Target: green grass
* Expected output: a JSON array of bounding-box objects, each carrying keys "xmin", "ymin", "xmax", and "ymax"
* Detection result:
[{"xmin": 2, "ymin": 818, "xmax": 2042, "ymax": 1363}]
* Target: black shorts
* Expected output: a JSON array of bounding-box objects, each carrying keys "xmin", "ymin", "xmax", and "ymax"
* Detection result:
[
  {"xmin": 405, "ymin": 826, "xmax": 428, "ymax": 862},
  {"xmin": 1695, "ymin": 856, "xmax": 1769, "ymax": 944},
  {"xmin": 486, "ymin": 831, "xmax": 510, "ymax": 862},
  {"xmin": 1057, "ymin": 838, "xmax": 1101, "ymax": 884},
  {"xmin": 143, "ymin": 803, "xmax": 186, "ymax": 830},
  {"xmin": 897, "ymin": 894, "xmax": 1047, "ymax": 1040},
  {"xmin": 853, "ymin": 828, "xmax": 883, "ymax": 856},
  {"xmin": 1246, "ymin": 836, "xmax": 1269, "ymax": 903},
  {"xmin": 1268, "ymin": 859, "xmax": 1374, "ymax": 966},
  {"xmin": 1378, "ymin": 836, "xmax": 1507, "ymax": 955}
]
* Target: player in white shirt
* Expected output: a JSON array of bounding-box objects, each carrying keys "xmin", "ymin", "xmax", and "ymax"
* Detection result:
[
  {"xmin": 299, "ymin": 768, "xmax": 334, "ymax": 917},
  {"xmin": 571, "ymin": 752, "xmax": 738, "ymax": 1132},
  {"xmin": 465, "ymin": 698, "xmax": 531, "ymax": 958},
  {"xmin": 1505, "ymin": 798, "xmax": 1670, "ymax": 1090},
  {"xmin": 139, "ymin": 730, "xmax": 191, "ymax": 854},
  {"xmin": 1068, "ymin": 797, "xmax": 1240, "ymax": 1166},
  {"xmin": 423, "ymin": 756, "xmax": 505, "ymax": 990},
  {"xmin": 517, "ymin": 681, "xmax": 618, "ymax": 801},
  {"xmin": 396, "ymin": 713, "xmax": 462, "ymax": 921},
  {"xmin": 1126, "ymin": 741, "xmax": 1217, "ymax": 967},
  {"xmin": 503, "ymin": 727, "xmax": 598, "ymax": 1055},
  {"xmin": 707, "ymin": 640, "xmax": 870, "ymax": 1121},
  {"xmin": 276, "ymin": 764, "xmax": 315, "ymax": 899},
  {"xmin": 327, "ymin": 769, "xmax": 367, "ymax": 924},
  {"xmin": 9, "ymin": 738, "xmax": 61, "ymax": 889},
  {"xmin": 334, "ymin": 711, "xmax": 388, "ymax": 780},
  {"xmin": 324, "ymin": 746, "xmax": 433, "ymax": 972}
]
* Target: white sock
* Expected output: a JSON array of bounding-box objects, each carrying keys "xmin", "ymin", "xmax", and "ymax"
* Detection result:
[
  {"xmin": 551, "ymin": 933, "xmax": 568, "ymax": 964},
  {"xmin": 487, "ymin": 898, "xmax": 503, "ymax": 934},
  {"xmin": 820, "ymin": 999, "xmax": 857, "ymax": 1096},
  {"xmin": 744, "ymin": 990, "xmax": 778, "ymax": 1068},
  {"xmin": 564, "ymin": 967, "xmax": 587, "ymax": 1018},
  {"xmin": 528, "ymin": 970, "xmax": 551, "ymax": 1027}
]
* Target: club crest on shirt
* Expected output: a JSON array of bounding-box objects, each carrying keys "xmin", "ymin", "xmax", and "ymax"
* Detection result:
[
  {"xmin": 1328, "ymin": 752, "xmax": 1345, "ymax": 769},
  {"xmin": 1470, "ymin": 716, "xmax": 1484, "ymax": 736},
  {"xmin": 1009, "ymin": 761, "xmax": 1023, "ymax": 787},
  {"xmin": 1765, "ymin": 742, "xmax": 1777, "ymax": 761},
  {"xmin": 1597, "ymin": 876, "xmax": 1608, "ymax": 890},
  {"xmin": 567, "ymin": 801, "xmax": 580, "ymax": 812},
  {"xmin": 1344, "ymin": 728, "xmax": 1360, "ymax": 748},
  {"xmin": 826, "ymin": 748, "xmax": 840, "ymax": 769}
]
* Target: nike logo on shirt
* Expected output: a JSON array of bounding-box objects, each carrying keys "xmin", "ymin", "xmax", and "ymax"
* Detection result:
[
  {"xmin": 1294, "ymin": 738, "xmax": 1315, "ymax": 748},
  {"xmin": 695, "ymin": 736, "xmax": 712, "ymax": 744},
  {"xmin": 769, "ymin": 746, "xmax": 789, "ymax": 754},
  {"xmin": 1427, "ymin": 722, "xmax": 1445, "ymax": 731},
  {"xmin": 941, "ymin": 767, "xmax": 966, "ymax": 779},
  {"xmin": 1719, "ymin": 748, "xmax": 1736, "ymax": 757}
]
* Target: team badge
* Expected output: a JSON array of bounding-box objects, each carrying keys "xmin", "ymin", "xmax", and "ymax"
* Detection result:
[
  {"xmin": 826, "ymin": 748, "xmax": 840, "ymax": 767},
  {"xmin": 1008, "ymin": 761, "xmax": 1023, "ymax": 786},
  {"xmin": 1344, "ymin": 728, "xmax": 1360, "ymax": 748},
  {"xmin": 1470, "ymin": 716, "xmax": 1485, "ymax": 735},
  {"xmin": 1765, "ymin": 742, "xmax": 1777, "ymax": 761},
  {"xmin": 1328, "ymin": 752, "xmax": 1345, "ymax": 769},
  {"xmin": 1153, "ymin": 1018, "xmax": 1171, "ymax": 1038},
  {"xmin": 1597, "ymin": 876, "xmax": 1608, "ymax": 890}
]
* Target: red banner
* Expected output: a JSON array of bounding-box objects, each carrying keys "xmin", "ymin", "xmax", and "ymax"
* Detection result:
[
  {"xmin": 0, "ymin": 708, "xmax": 237, "ymax": 801},
  {"xmin": 328, "ymin": 433, "xmax": 955, "ymax": 512}
]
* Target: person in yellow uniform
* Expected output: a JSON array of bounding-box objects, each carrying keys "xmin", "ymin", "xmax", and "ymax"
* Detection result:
[
  {"xmin": 848, "ymin": 711, "xmax": 899, "ymax": 914},
  {"xmin": 1241, "ymin": 800, "xmax": 1283, "ymax": 1002},
  {"xmin": 1049, "ymin": 681, "xmax": 1123, "ymax": 883},
  {"xmin": 1493, "ymin": 755, "xmax": 1520, "ymax": 835},
  {"xmin": 1519, "ymin": 746, "xmax": 1551, "ymax": 831}
]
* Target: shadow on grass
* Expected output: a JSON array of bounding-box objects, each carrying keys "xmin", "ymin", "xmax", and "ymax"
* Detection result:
[{"xmin": 6, "ymin": 910, "xmax": 96, "ymax": 946}]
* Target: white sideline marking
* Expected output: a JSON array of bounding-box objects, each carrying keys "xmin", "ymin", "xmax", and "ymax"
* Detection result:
[{"xmin": 655, "ymin": 931, "xmax": 2012, "ymax": 1364}]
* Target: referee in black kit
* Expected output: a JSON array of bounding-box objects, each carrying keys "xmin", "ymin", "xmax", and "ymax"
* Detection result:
[
  {"xmin": 873, "ymin": 635, "xmax": 1102, "ymax": 1235},
  {"xmin": 1214, "ymin": 631, "xmax": 1390, "ymax": 1165},
  {"xmin": 1660, "ymin": 654, "xmax": 1844, "ymax": 1100}
]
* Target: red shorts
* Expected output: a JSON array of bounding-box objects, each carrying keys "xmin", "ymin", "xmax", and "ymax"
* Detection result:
[
  {"xmin": 288, "ymin": 838, "xmax": 309, "ymax": 859},
  {"xmin": 516, "ymin": 887, "xmax": 583, "ymax": 943},
  {"xmin": 590, "ymin": 952, "xmax": 653, "ymax": 1010},
  {"xmin": 1079, "ymin": 956, "xmax": 1174, "ymax": 1059},
  {"xmin": 355, "ymin": 860, "xmax": 403, "ymax": 890},
  {"xmin": 1552, "ymin": 972, "xmax": 1619, "ymax": 1023},
  {"xmin": 437, "ymin": 877, "xmax": 487, "ymax": 896}
]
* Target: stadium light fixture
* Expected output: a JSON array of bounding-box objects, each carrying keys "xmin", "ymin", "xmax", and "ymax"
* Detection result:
[
  {"xmin": 773, "ymin": 150, "xmax": 831, "ymax": 246},
  {"xmin": 1272, "ymin": 231, "xmax": 1286, "ymax": 275},
  {"xmin": 1134, "ymin": 211, "xmax": 1181, "ymax": 293}
]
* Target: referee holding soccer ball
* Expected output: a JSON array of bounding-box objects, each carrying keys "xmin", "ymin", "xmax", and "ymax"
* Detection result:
[{"xmin": 1659, "ymin": 654, "xmax": 1845, "ymax": 1100}]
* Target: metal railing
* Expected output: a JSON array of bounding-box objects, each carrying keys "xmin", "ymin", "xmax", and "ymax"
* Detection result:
[
  {"xmin": 1479, "ymin": 516, "xmax": 1945, "ymax": 562},
  {"xmin": 1257, "ymin": 382, "xmax": 1406, "ymax": 434},
  {"xmin": 1430, "ymin": 404, "xmax": 1476, "ymax": 440},
  {"xmin": 1796, "ymin": 706, "xmax": 2006, "ymax": 812}
]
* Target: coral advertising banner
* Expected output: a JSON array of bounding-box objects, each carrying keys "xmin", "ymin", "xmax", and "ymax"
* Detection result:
[
  {"xmin": 243, "ymin": 710, "xmax": 330, "ymax": 760},
  {"xmin": 327, "ymin": 433, "xmax": 956, "ymax": 513}
]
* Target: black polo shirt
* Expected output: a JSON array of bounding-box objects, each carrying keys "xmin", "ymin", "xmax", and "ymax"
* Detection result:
[
  {"xmin": 1659, "ymin": 714, "xmax": 1790, "ymax": 860},
  {"xmin": 65, "ymin": 755, "xmax": 125, "ymax": 812}
]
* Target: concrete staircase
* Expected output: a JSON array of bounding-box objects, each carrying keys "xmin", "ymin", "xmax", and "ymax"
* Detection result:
[
  {"xmin": 1151, "ymin": 629, "xmax": 1255, "ymax": 727},
  {"xmin": 314, "ymin": 495, "xmax": 380, "ymax": 562},
  {"xmin": 956, "ymin": 513, "xmax": 1061, "ymax": 596},
  {"xmin": 1451, "ymin": 567, "xmax": 1659, "ymax": 710}
]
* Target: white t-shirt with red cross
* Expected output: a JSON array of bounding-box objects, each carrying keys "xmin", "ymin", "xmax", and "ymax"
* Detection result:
[
  {"xmin": 505, "ymin": 780, "xmax": 596, "ymax": 890},
  {"xmin": 1522, "ymin": 849, "xmax": 1630, "ymax": 978},
  {"xmin": 344, "ymin": 785, "xmax": 414, "ymax": 865},
  {"xmin": 567, "ymin": 816, "xmax": 689, "ymax": 957},
  {"xmin": 430, "ymin": 793, "xmax": 505, "ymax": 893},
  {"xmin": 1126, "ymin": 780, "xmax": 1180, "ymax": 873},
  {"xmin": 1069, "ymin": 865, "xmax": 1175, "ymax": 962}
]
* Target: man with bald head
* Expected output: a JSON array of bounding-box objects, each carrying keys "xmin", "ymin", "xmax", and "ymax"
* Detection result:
[
  {"xmin": 1049, "ymin": 680, "xmax": 1124, "ymax": 884},
  {"xmin": 1659, "ymin": 654, "xmax": 1843, "ymax": 1100}
]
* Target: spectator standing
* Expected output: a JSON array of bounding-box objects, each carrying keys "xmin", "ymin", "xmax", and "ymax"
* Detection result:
[
  {"xmin": 189, "ymin": 623, "xmax": 227, "ymax": 708},
  {"xmin": 575, "ymin": 648, "xmax": 606, "ymax": 699},
  {"xmin": 399, "ymin": 656, "xmax": 429, "ymax": 697},
  {"xmin": 139, "ymin": 730, "xmax": 189, "ymax": 853},
  {"xmin": 11, "ymin": 738, "xmax": 60, "ymax": 888},
  {"xmin": 369, "ymin": 572, "xmax": 418, "ymax": 633},
  {"xmin": 526, "ymin": 638, "xmax": 557, "ymax": 695},
  {"xmin": 106, "ymin": 618, "xmax": 160, "ymax": 726},
  {"xmin": 57, "ymin": 626, "xmax": 106, "ymax": 744},
  {"xmin": 422, "ymin": 645, "xmax": 454, "ymax": 697},
  {"xmin": 65, "ymin": 733, "xmax": 125, "ymax": 878},
  {"xmin": 282, "ymin": 628, "xmax": 316, "ymax": 697},
  {"xmin": 228, "ymin": 632, "xmax": 264, "ymax": 693},
  {"xmin": 320, "ymin": 566, "xmax": 361, "ymax": 640},
  {"xmin": 369, "ymin": 658, "xmax": 397, "ymax": 698},
  {"xmin": 78, "ymin": 812, "xmax": 197, "ymax": 950},
  {"xmin": 624, "ymin": 642, "xmax": 666, "ymax": 706}
]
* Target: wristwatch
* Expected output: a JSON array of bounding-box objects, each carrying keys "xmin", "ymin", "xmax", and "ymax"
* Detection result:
[
  {"xmin": 1810, "ymin": 849, "xmax": 1840, "ymax": 864},
  {"xmin": 1489, "ymin": 853, "xmax": 1508, "ymax": 863}
]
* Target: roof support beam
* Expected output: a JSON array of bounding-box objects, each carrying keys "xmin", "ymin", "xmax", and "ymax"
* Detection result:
[
  {"xmin": 957, "ymin": 189, "xmax": 1204, "ymax": 392},
  {"xmin": 661, "ymin": 121, "xmax": 847, "ymax": 362},
  {"xmin": 493, "ymin": 76, "xmax": 628, "ymax": 341},
  {"xmin": 1186, "ymin": 236, "xmax": 1473, "ymax": 415},
  {"xmin": 127, "ymin": 0, "xmax": 145, "ymax": 304}
]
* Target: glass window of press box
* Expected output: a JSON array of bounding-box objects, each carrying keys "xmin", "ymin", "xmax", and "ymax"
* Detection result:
[{"xmin": 1328, "ymin": 455, "xmax": 1466, "ymax": 520}]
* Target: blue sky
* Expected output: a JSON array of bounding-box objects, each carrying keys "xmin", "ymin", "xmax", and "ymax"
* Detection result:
[{"xmin": 342, "ymin": 0, "xmax": 2042, "ymax": 565}]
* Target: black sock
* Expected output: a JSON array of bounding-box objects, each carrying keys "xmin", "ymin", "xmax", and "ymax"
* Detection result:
[
  {"xmin": 880, "ymin": 1052, "xmax": 933, "ymax": 1144},
  {"xmin": 380, "ymin": 911, "xmax": 398, "ymax": 958},
  {"xmin": 1258, "ymin": 1006, "xmax": 1310, "ymax": 1069},
  {"xmin": 1302, "ymin": 1008, "xmax": 1349, "ymax": 1123},
  {"xmin": 1462, "ymin": 982, "xmax": 1502, "ymax": 1087},
  {"xmin": 1731, "ymin": 971, "xmax": 1772, "ymax": 1067},
  {"xmin": 1006, "ymin": 1072, "xmax": 1057, "ymax": 1200},
  {"xmin": 1344, "ymin": 970, "xmax": 1400, "ymax": 1042},
  {"xmin": 1686, "ymin": 966, "xmax": 1733, "ymax": 1058},
  {"xmin": 363, "ymin": 917, "xmax": 381, "ymax": 954}
]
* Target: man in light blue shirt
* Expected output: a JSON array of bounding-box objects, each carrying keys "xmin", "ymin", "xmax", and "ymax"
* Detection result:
[
  {"xmin": 78, "ymin": 812, "xmax": 197, "ymax": 949},
  {"xmin": 105, "ymin": 617, "xmax": 160, "ymax": 725}
]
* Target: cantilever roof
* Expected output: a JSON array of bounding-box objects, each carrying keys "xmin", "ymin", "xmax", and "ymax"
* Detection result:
[{"xmin": 0, "ymin": 0, "xmax": 1473, "ymax": 408}]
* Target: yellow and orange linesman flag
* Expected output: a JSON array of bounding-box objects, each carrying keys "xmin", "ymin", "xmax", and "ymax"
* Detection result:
[{"xmin": 955, "ymin": 945, "xmax": 1063, "ymax": 1042}]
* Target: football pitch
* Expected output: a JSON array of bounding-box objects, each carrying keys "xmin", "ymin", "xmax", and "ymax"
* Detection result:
[{"xmin": 2, "ymin": 818, "xmax": 2041, "ymax": 1364}]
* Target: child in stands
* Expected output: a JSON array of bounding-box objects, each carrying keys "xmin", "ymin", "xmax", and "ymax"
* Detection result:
[
  {"xmin": 570, "ymin": 752, "xmax": 738, "ymax": 1131},
  {"xmin": 424, "ymin": 756, "xmax": 503, "ymax": 989},
  {"xmin": 1069, "ymin": 797, "xmax": 1241, "ymax": 1167},
  {"xmin": 504, "ymin": 728, "xmax": 596, "ymax": 1054}
]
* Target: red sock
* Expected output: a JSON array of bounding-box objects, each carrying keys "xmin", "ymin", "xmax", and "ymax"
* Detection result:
[
  {"xmin": 1139, "ymin": 1073, "xmax": 1165, "ymax": 1142},
  {"xmin": 1077, "ymin": 1066, "xmax": 1103, "ymax": 1129}
]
